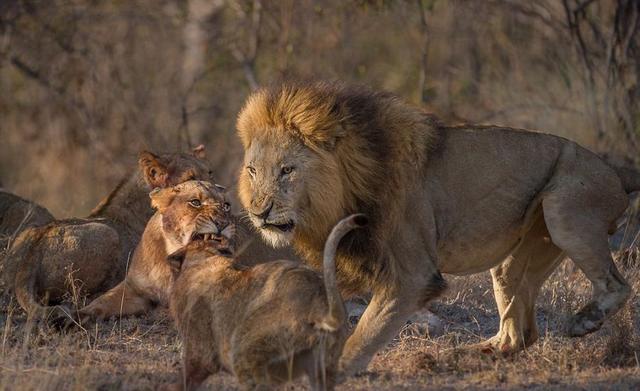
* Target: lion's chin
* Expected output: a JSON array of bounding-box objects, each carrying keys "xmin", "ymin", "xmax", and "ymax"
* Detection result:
[{"xmin": 259, "ymin": 228, "xmax": 294, "ymax": 248}]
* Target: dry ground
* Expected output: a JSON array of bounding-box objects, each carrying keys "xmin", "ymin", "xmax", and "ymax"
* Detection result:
[{"xmin": 0, "ymin": 245, "xmax": 639, "ymax": 390}]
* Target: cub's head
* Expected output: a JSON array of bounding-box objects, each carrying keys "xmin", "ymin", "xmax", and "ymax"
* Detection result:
[
  {"xmin": 236, "ymin": 82, "xmax": 373, "ymax": 248},
  {"xmin": 167, "ymin": 235, "xmax": 236, "ymax": 276},
  {"xmin": 150, "ymin": 180, "xmax": 235, "ymax": 253},
  {"xmin": 139, "ymin": 144, "xmax": 214, "ymax": 189}
]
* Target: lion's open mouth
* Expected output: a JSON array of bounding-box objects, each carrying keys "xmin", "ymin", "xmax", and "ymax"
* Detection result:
[
  {"xmin": 190, "ymin": 232, "xmax": 223, "ymax": 242},
  {"xmin": 263, "ymin": 220, "xmax": 295, "ymax": 232}
]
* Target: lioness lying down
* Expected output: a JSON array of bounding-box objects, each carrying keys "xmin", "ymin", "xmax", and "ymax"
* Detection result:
[
  {"xmin": 79, "ymin": 181, "xmax": 298, "ymax": 322},
  {"xmin": 3, "ymin": 147, "xmax": 213, "ymax": 318},
  {"xmin": 77, "ymin": 179, "xmax": 231, "ymax": 320},
  {"xmin": 165, "ymin": 214, "xmax": 366, "ymax": 391}
]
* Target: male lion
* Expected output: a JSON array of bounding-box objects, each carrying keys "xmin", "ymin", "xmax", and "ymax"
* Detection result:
[
  {"xmin": 236, "ymin": 81, "xmax": 640, "ymax": 374},
  {"xmin": 79, "ymin": 179, "xmax": 294, "ymax": 321},
  {"xmin": 165, "ymin": 213, "xmax": 365, "ymax": 391},
  {"xmin": 3, "ymin": 147, "xmax": 213, "ymax": 319}
]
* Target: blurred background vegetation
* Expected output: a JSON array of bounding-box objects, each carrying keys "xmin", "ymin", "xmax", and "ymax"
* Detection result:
[{"xmin": 0, "ymin": 0, "xmax": 639, "ymax": 217}]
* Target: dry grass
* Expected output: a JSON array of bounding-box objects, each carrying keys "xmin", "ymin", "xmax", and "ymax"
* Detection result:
[{"xmin": 1, "ymin": 244, "xmax": 639, "ymax": 390}]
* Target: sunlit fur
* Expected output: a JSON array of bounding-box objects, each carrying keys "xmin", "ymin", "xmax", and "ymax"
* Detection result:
[
  {"xmin": 79, "ymin": 180, "xmax": 232, "ymax": 320},
  {"xmin": 237, "ymin": 80, "xmax": 440, "ymax": 294}
]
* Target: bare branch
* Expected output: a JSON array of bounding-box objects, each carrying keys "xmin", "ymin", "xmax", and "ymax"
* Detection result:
[
  {"xmin": 9, "ymin": 55, "xmax": 63, "ymax": 95},
  {"xmin": 416, "ymin": 0, "xmax": 430, "ymax": 104},
  {"xmin": 229, "ymin": 0, "xmax": 262, "ymax": 91}
]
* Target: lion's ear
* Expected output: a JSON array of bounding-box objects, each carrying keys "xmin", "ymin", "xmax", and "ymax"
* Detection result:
[
  {"xmin": 167, "ymin": 247, "xmax": 187, "ymax": 276},
  {"xmin": 139, "ymin": 151, "xmax": 170, "ymax": 188},
  {"xmin": 149, "ymin": 187, "xmax": 175, "ymax": 211},
  {"xmin": 192, "ymin": 144, "xmax": 206, "ymax": 159}
]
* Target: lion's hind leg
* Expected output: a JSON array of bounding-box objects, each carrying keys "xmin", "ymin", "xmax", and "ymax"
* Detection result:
[
  {"xmin": 165, "ymin": 338, "xmax": 219, "ymax": 391},
  {"xmin": 483, "ymin": 213, "xmax": 563, "ymax": 354},
  {"xmin": 542, "ymin": 176, "xmax": 631, "ymax": 337}
]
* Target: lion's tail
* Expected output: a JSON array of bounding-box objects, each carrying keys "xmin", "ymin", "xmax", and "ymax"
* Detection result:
[
  {"xmin": 319, "ymin": 213, "xmax": 368, "ymax": 332},
  {"xmin": 14, "ymin": 255, "xmax": 71, "ymax": 326},
  {"xmin": 613, "ymin": 165, "xmax": 640, "ymax": 193},
  {"xmin": 14, "ymin": 261, "xmax": 51, "ymax": 319},
  {"xmin": 15, "ymin": 269, "xmax": 41, "ymax": 314}
]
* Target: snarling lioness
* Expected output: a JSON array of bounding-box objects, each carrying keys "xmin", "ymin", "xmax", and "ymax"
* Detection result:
[
  {"xmin": 166, "ymin": 213, "xmax": 365, "ymax": 391},
  {"xmin": 79, "ymin": 179, "xmax": 293, "ymax": 321},
  {"xmin": 236, "ymin": 81, "xmax": 640, "ymax": 374},
  {"xmin": 3, "ymin": 147, "xmax": 213, "ymax": 319}
]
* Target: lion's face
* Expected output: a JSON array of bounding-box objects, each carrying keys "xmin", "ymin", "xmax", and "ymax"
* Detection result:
[
  {"xmin": 150, "ymin": 180, "xmax": 235, "ymax": 253},
  {"xmin": 238, "ymin": 137, "xmax": 308, "ymax": 247},
  {"xmin": 238, "ymin": 135, "xmax": 343, "ymax": 248}
]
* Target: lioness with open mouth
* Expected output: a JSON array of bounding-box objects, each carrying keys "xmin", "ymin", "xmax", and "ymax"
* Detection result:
[
  {"xmin": 78, "ymin": 179, "xmax": 232, "ymax": 321},
  {"xmin": 78, "ymin": 180, "xmax": 300, "ymax": 323},
  {"xmin": 165, "ymin": 214, "xmax": 367, "ymax": 391}
]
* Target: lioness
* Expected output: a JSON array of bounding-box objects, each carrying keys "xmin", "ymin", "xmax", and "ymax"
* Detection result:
[
  {"xmin": 79, "ymin": 183, "xmax": 298, "ymax": 322},
  {"xmin": 3, "ymin": 147, "xmax": 213, "ymax": 318},
  {"xmin": 235, "ymin": 81, "xmax": 640, "ymax": 374},
  {"xmin": 166, "ymin": 214, "xmax": 365, "ymax": 391}
]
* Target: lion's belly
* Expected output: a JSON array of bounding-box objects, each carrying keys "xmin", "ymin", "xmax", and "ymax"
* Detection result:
[
  {"xmin": 438, "ymin": 226, "xmax": 523, "ymax": 275},
  {"xmin": 424, "ymin": 127, "xmax": 565, "ymax": 275}
]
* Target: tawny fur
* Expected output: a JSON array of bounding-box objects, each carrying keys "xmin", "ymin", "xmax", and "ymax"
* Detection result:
[
  {"xmin": 166, "ymin": 214, "xmax": 364, "ymax": 391},
  {"xmin": 3, "ymin": 147, "xmax": 213, "ymax": 318},
  {"xmin": 236, "ymin": 80, "xmax": 640, "ymax": 374},
  {"xmin": 79, "ymin": 180, "xmax": 295, "ymax": 322}
]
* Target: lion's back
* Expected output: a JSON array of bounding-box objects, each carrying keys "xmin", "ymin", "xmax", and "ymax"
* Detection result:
[{"xmin": 4, "ymin": 219, "xmax": 121, "ymax": 301}]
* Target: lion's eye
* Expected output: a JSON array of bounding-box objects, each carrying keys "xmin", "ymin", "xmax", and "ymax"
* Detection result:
[
  {"xmin": 188, "ymin": 199, "xmax": 202, "ymax": 208},
  {"xmin": 223, "ymin": 202, "xmax": 231, "ymax": 212},
  {"xmin": 281, "ymin": 166, "xmax": 294, "ymax": 176},
  {"xmin": 247, "ymin": 166, "xmax": 256, "ymax": 177}
]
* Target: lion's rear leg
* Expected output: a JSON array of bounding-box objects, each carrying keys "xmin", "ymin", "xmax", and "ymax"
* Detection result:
[
  {"xmin": 542, "ymin": 190, "xmax": 631, "ymax": 337},
  {"xmin": 485, "ymin": 214, "xmax": 563, "ymax": 353}
]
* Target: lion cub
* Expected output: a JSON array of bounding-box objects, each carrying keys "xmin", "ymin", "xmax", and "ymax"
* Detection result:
[{"xmin": 166, "ymin": 214, "xmax": 367, "ymax": 391}]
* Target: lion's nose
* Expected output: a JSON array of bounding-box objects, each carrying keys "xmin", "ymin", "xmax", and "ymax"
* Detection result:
[
  {"xmin": 214, "ymin": 220, "xmax": 229, "ymax": 233},
  {"xmin": 251, "ymin": 201, "xmax": 273, "ymax": 221}
]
